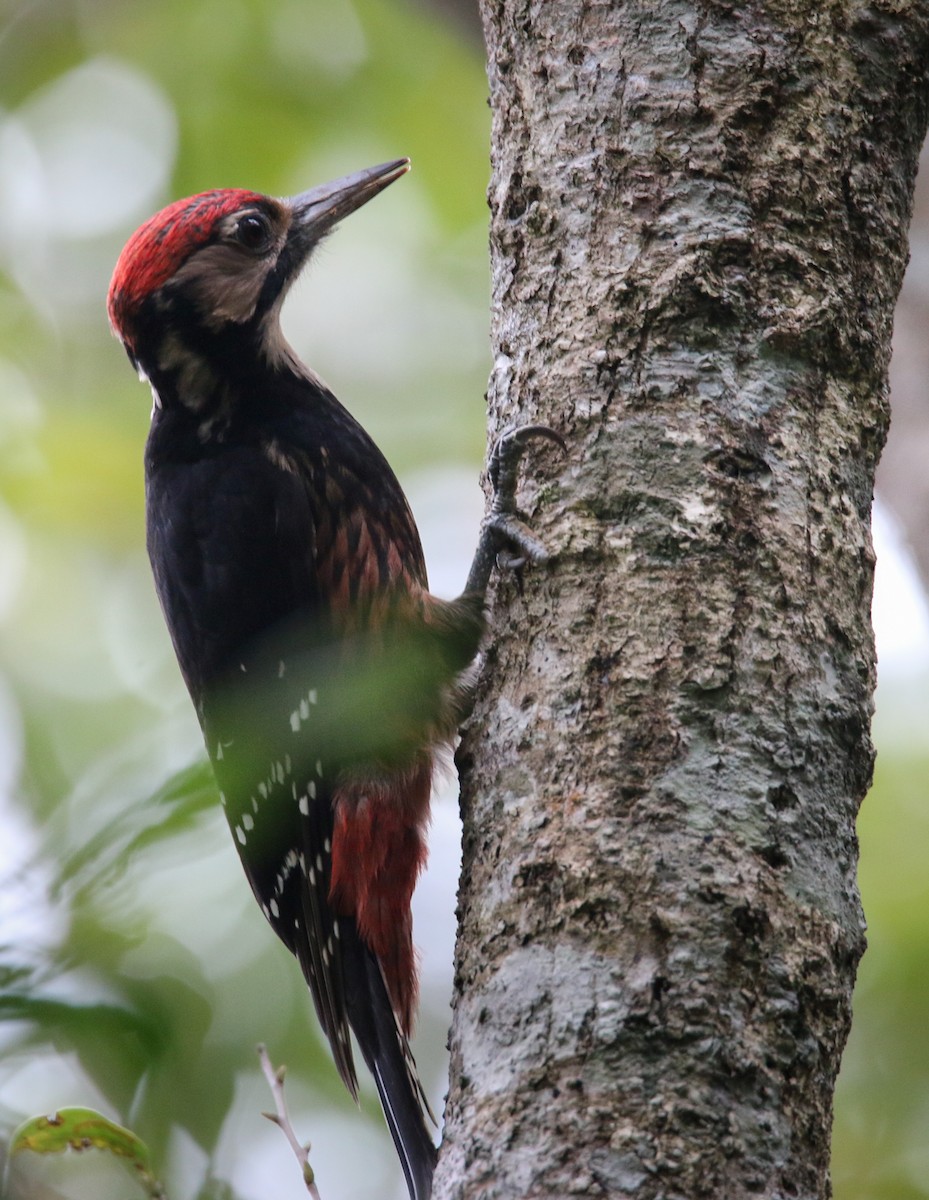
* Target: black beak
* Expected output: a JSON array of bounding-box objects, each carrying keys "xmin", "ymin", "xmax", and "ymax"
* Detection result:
[{"xmin": 286, "ymin": 159, "xmax": 410, "ymax": 252}]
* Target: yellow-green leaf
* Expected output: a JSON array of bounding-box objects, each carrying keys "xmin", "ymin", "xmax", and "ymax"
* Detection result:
[{"xmin": 8, "ymin": 1108, "xmax": 165, "ymax": 1198}]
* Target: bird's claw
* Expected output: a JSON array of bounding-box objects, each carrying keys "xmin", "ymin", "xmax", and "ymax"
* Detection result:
[
  {"xmin": 485, "ymin": 510, "xmax": 550, "ymax": 568},
  {"xmin": 487, "ymin": 424, "xmax": 567, "ymax": 497},
  {"xmin": 464, "ymin": 423, "xmax": 565, "ymax": 597}
]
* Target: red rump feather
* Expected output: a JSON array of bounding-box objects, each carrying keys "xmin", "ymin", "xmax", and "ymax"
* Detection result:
[
  {"xmin": 107, "ymin": 189, "xmax": 266, "ymax": 337},
  {"xmin": 329, "ymin": 762, "xmax": 432, "ymax": 1036}
]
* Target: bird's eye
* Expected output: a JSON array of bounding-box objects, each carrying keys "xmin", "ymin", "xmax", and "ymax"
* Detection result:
[{"xmin": 234, "ymin": 213, "xmax": 271, "ymax": 251}]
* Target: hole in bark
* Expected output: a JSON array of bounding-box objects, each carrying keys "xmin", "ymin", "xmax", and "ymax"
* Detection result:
[
  {"xmin": 517, "ymin": 859, "xmax": 559, "ymax": 891},
  {"xmin": 768, "ymin": 783, "xmax": 798, "ymax": 810},
  {"xmin": 705, "ymin": 446, "xmax": 772, "ymax": 481},
  {"xmin": 505, "ymin": 172, "xmax": 542, "ymax": 222},
  {"xmin": 455, "ymin": 744, "xmax": 474, "ymax": 774},
  {"xmin": 759, "ymin": 843, "xmax": 790, "ymax": 869},
  {"xmin": 732, "ymin": 902, "xmax": 770, "ymax": 942}
]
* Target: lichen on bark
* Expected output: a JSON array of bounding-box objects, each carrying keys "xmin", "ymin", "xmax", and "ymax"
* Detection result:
[{"xmin": 435, "ymin": 4, "xmax": 929, "ymax": 1198}]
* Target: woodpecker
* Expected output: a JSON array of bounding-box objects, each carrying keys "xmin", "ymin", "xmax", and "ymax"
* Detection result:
[{"xmin": 107, "ymin": 159, "xmax": 558, "ymax": 1200}]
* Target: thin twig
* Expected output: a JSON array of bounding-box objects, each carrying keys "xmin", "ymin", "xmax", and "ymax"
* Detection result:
[{"xmin": 257, "ymin": 1043, "xmax": 322, "ymax": 1200}]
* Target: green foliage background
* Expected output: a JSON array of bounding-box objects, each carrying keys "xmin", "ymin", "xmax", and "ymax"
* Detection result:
[{"xmin": 0, "ymin": 2, "xmax": 924, "ymax": 1197}]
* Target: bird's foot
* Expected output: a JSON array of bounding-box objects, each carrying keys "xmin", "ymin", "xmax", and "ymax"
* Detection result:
[{"xmin": 464, "ymin": 424, "xmax": 566, "ymax": 597}]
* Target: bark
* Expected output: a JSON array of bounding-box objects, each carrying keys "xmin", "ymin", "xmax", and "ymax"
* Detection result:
[{"xmin": 436, "ymin": 4, "xmax": 929, "ymax": 1199}]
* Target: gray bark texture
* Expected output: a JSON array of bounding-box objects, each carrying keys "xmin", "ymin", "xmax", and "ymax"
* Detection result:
[{"xmin": 435, "ymin": 4, "xmax": 929, "ymax": 1199}]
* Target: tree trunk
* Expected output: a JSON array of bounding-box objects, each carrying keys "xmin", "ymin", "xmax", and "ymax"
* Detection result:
[{"xmin": 436, "ymin": 4, "xmax": 929, "ymax": 1198}]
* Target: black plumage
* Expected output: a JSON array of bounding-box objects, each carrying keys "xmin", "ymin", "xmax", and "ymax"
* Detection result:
[{"xmin": 108, "ymin": 160, "xmax": 558, "ymax": 1200}]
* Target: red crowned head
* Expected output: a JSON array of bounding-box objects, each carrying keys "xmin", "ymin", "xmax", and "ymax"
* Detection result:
[
  {"xmin": 107, "ymin": 189, "xmax": 269, "ymax": 345},
  {"xmin": 107, "ymin": 160, "xmax": 410, "ymax": 377}
]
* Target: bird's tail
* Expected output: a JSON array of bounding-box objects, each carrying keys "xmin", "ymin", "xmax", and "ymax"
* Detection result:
[{"xmin": 341, "ymin": 920, "xmax": 437, "ymax": 1200}]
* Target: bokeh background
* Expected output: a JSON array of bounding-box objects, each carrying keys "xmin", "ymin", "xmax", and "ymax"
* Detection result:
[{"xmin": 0, "ymin": 3, "xmax": 926, "ymax": 1198}]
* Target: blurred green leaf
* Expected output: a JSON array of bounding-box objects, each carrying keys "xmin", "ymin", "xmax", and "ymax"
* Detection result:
[
  {"xmin": 54, "ymin": 760, "xmax": 218, "ymax": 901},
  {"xmin": 833, "ymin": 742, "xmax": 929, "ymax": 1200}
]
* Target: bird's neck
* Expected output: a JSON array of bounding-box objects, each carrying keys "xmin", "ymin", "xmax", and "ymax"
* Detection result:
[{"xmin": 140, "ymin": 318, "xmax": 323, "ymax": 441}]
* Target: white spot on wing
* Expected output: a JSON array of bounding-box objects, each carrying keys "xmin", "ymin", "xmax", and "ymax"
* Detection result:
[
  {"xmin": 242, "ymin": 813, "xmax": 254, "ymax": 831},
  {"xmin": 235, "ymin": 825, "xmax": 246, "ymax": 845},
  {"xmin": 270, "ymin": 898, "xmax": 280, "ymax": 918},
  {"xmin": 299, "ymin": 795, "xmax": 309, "ymax": 816}
]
